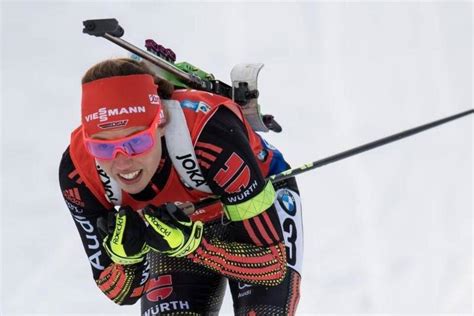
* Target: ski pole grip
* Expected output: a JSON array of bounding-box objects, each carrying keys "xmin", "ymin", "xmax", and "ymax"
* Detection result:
[{"xmin": 83, "ymin": 18, "xmax": 124, "ymax": 37}]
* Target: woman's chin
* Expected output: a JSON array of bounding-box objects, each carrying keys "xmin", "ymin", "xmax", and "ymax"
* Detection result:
[{"xmin": 116, "ymin": 170, "xmax": 149, "ymax": 194}]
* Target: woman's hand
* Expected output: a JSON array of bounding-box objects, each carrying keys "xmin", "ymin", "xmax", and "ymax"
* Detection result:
[
  {"xmin": 143, "ymin": 203, "xmax": 203, "ymax": 257},
  {"xmin": 98, "ymin": 206, "xmax": 150, "ymax": 265}
]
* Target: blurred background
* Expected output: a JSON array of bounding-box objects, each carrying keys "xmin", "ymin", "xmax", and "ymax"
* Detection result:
[{"xmin": 1, "ymin": 1, "xmax": 472, "ymax": 315}]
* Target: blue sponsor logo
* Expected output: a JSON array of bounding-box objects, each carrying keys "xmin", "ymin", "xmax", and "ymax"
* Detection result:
[
  {"xmin": 277, "ymin": 189, "xmax": 296, "ymax": 216},
  {"xmin": 257, "ymin": 149, "xmax": 268, "ymax": 161},
  {"xmin": 180, "ymin": 100, "xmax": 210, "ymax": 113}
]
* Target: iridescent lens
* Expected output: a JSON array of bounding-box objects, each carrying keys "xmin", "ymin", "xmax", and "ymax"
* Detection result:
[
  {"xmin": 122, "ymin": 134, "xmax": 154, "ymax": 155},
  {"xmin": 86, "ymin": 133, "xmax": 155, "ymax": 159},
  {"xmin": 87, "ymin": 142, "xmax": 117, "ymax": 159}
]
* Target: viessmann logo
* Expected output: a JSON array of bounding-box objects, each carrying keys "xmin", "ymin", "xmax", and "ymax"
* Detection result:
[{"xmin": 84, "ymin": 106, "xmax": 147, "ymax": 122}]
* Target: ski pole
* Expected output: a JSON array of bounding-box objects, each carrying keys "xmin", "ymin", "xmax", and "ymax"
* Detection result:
[
  {"xmin": 270, "ymin": 108, "xmax": 473, "ymax": 183},
  {"xmin": 183, "ymin": 108, "xmax": 473, "ymax": 213}
]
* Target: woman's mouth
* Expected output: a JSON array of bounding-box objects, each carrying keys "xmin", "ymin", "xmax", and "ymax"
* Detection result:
[{"xmin": 117, "ymin": 170, "xmax": 143, "ymax": 184}]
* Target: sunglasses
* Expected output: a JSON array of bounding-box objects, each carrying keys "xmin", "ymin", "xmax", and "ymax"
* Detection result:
[{"xmin": 83, "ymin": 114, "xmax": 162, "ymax": 160}]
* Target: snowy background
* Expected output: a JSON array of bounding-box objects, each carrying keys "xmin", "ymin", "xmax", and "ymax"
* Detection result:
[{"xmin": 1, "ymin": 1, "xmax": 472, "ymax": 315}]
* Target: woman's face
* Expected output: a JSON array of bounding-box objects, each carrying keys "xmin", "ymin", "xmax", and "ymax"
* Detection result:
[{"xmin": 92, "ymin": 126, "xmax": 165, "ymax": 194}]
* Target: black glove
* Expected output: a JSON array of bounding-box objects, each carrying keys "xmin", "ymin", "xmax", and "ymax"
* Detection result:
[
  {"xmin": 97, "ymin": 206, "xmax": 149, "ymax": 265},
  {"xmin": 143, "ymin": 203, "xmax": 203, "ymax": 257}
]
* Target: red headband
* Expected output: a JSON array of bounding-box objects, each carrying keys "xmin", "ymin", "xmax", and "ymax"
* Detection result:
[{"xmin": 81, "ymin": 74, "xmax": 162, "ymax": 136}]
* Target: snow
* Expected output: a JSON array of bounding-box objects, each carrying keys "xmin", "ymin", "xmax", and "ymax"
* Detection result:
[{"xmin": 1, "ymin": 1, "xmax": 472, "ymax": 315}]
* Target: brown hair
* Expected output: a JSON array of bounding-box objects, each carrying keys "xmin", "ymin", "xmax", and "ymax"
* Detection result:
[{"xmin": 81, "ymin": 58, "xmax": 174, "ymax": 99}]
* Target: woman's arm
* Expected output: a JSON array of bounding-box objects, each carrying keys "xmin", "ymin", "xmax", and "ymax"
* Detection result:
[
  {"xmin": 59, "ymin": 148, "xmax": 150, "ymax": 305},
  {"xmin": 188, "ymin": 106, "xmax": 288, "ymax": 286}
]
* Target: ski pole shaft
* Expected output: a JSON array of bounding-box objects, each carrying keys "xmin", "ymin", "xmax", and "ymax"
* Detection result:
[
  {"xmin": 270, "ymin": 108, "xmax": 473, "ymax": 183},
  {"xmin": 189, "ymin": 108, "xmax": 473, "ymax": 212}
]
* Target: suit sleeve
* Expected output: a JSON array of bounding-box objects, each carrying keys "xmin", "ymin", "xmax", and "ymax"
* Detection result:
[
  {"xmin": 59, "ymin": 148, "xmax": 150, "ymax": 305},
  {"xmin": 188, "ymin": 106, "xmax": 287, "ymax": 286}
]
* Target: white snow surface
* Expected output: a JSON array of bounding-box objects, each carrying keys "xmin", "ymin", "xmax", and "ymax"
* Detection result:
[{"xmin": 1, "ymin": 1, "xmax": 472, "ymax": 315}]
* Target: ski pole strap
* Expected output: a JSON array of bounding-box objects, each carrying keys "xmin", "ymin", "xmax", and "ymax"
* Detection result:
[{"xmin": 223, "ymin": 181, "xmax": 276, "ymax": 221}]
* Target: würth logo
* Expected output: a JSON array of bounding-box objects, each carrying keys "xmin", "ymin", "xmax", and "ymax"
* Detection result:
[
  {"xmin": 84, "ymin": 106, "xmax": 146, "ymax": 122},
  {"xmin": 146, "ymin": 275, "xmax": 173, "ymax": 302},
  {"xmin": 63, "ymin": 188, "xmax": 84, "ymax": 207}
]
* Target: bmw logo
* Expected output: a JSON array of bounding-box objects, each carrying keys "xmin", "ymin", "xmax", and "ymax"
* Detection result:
[{"xmin": 277, "ymin": 190, "xmax": 296, "ymax": 216}]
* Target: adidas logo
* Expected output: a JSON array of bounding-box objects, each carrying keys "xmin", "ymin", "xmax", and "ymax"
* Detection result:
[{"xmin": 63, "ymin": 188, "xmax": 85, "ymax": 207}]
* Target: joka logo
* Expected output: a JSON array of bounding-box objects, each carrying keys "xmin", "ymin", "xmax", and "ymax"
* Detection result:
[
  {"xmin": 96, "ymin": 163, "xmax": 120, "ymax": 204},
  {"xmin": 84, "ymin": 106, "xmax": 146, "ymax": 122},
  {"xmin": 277, "ymin": 189, "xmax": 296, "ymax": 216},
  {"xmin": 176, "ymin": 153, "xmax": 206, "ymax": 187},
  {"xmin": 63, "ymin": 188, "xmax": 84, "ymax": 207},
  {"xmin": 148, "ymin": 94, "xmax": 160, "ymax": 104},
  {"xmin": 146, "ymin": 275, "xmax": 173, "ymax": 302}
]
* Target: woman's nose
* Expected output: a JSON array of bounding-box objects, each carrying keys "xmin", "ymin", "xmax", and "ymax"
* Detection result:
[{"xmin": 113, "ymin": 151, "xmax": 134, "ymax": 170}]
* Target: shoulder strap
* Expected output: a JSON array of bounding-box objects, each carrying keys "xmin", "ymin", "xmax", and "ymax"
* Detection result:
[
  {"xmin": 163, "ymin": 99, "xmax": 212, "ymax": 193},
  {"xmin": 95, "ymin": 161, "xmax": 122, "ymax": 206}
]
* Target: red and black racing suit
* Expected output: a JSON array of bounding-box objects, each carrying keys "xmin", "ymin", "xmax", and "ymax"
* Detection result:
[{"xmin": 59, "ymin": 105, "xmax": 302, "ymax": 315}]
